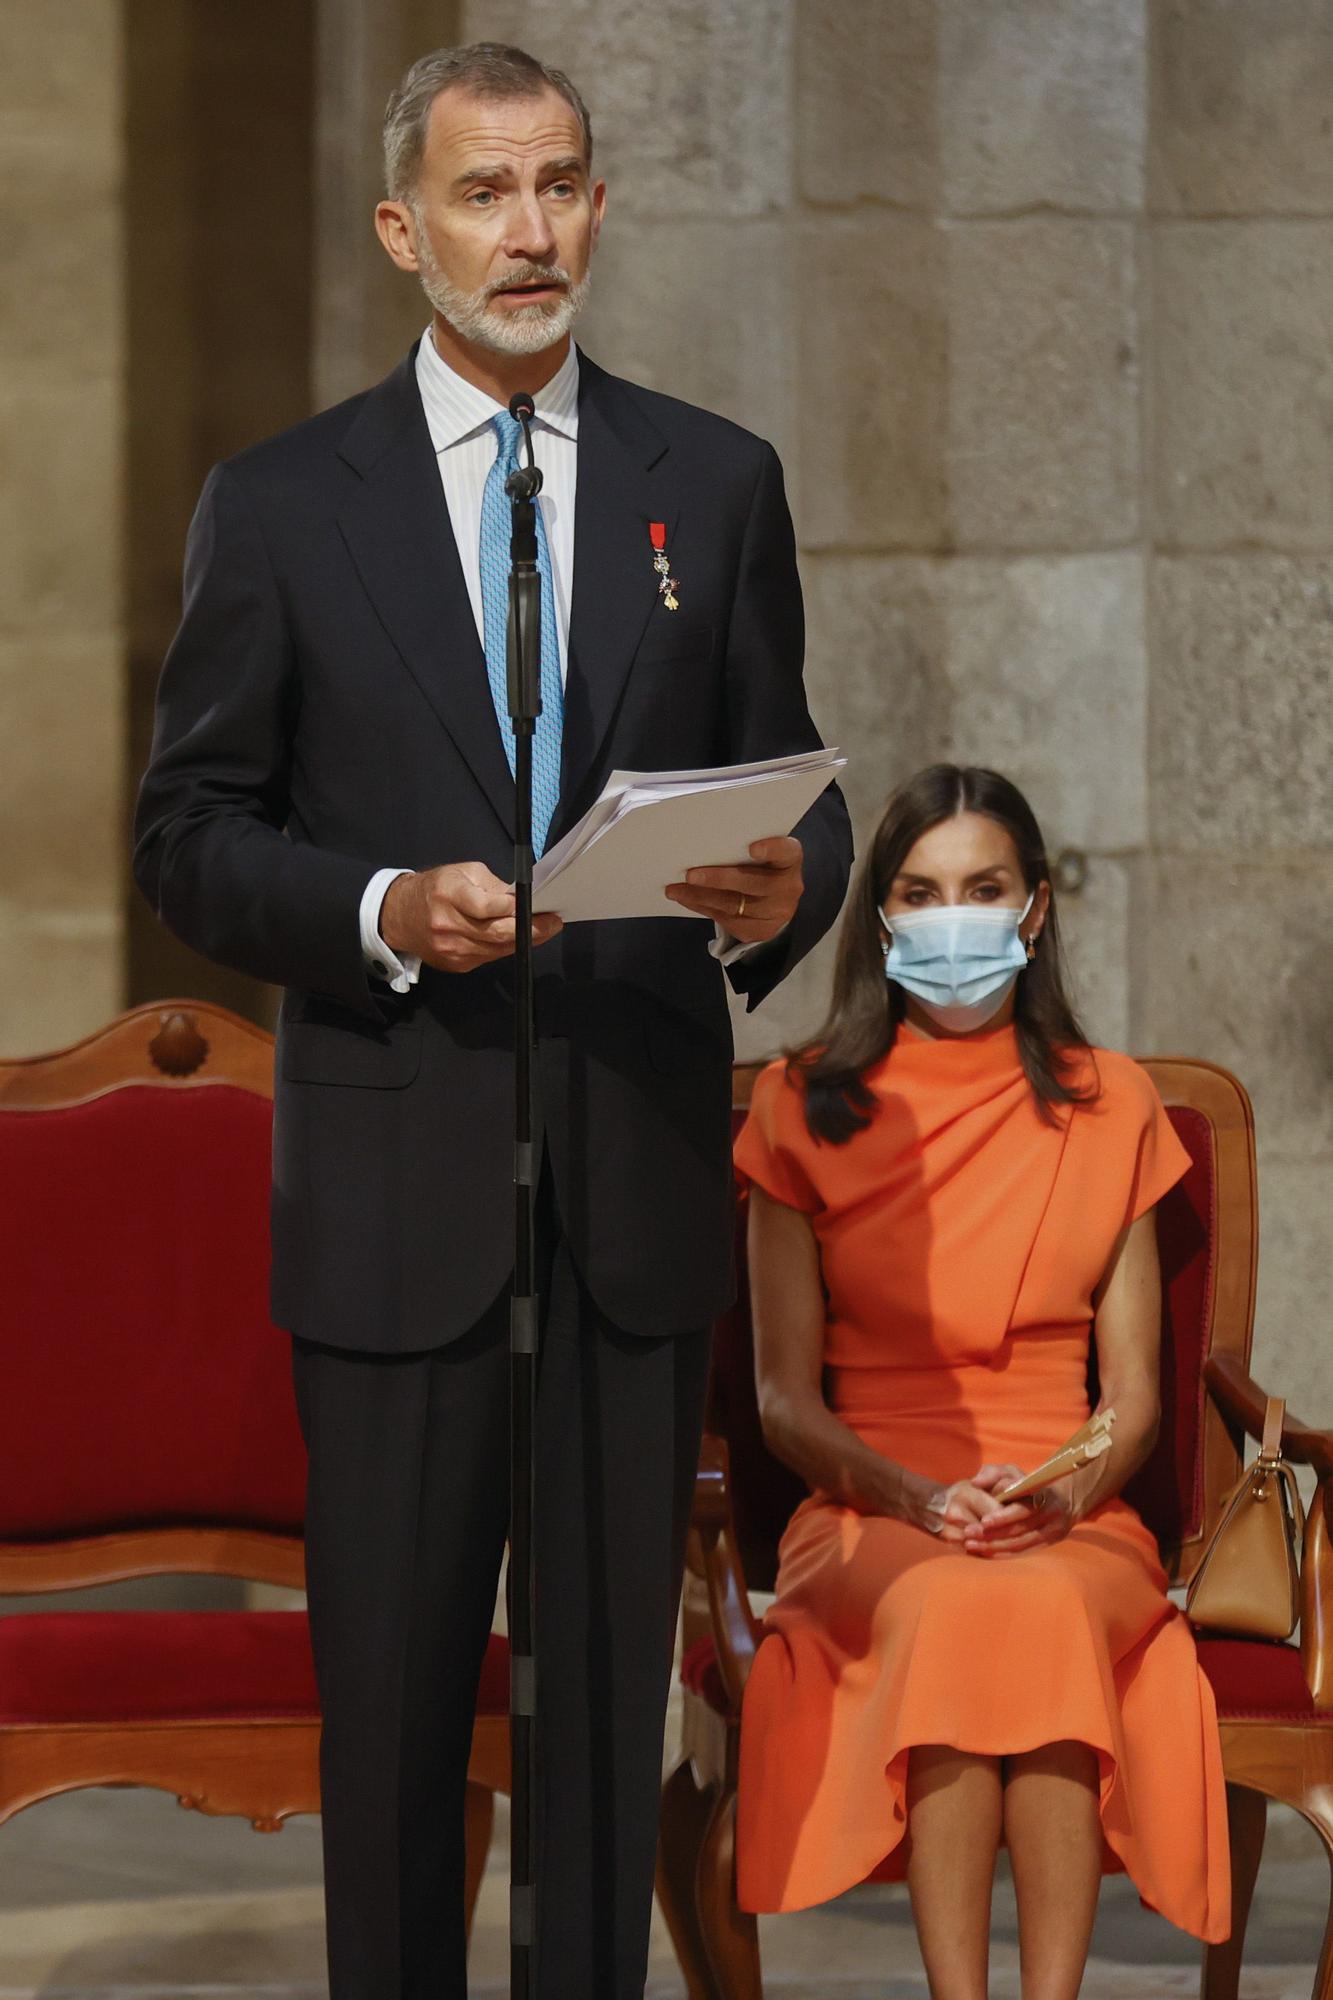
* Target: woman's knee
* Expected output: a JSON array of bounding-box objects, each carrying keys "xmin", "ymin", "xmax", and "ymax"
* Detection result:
[
  {"xmin": 908, "ymin": 1743, "xmax": 1001, "ymax": 1803},
  {"xmin": 1004, "ymin": 1739, "xmax": 1100, "ymax": 1787}
]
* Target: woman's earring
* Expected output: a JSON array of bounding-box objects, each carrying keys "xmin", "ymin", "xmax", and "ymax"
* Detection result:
[{"xmin": 1025, "ymin": 932, "xmax": 1038, "ymax": 961}]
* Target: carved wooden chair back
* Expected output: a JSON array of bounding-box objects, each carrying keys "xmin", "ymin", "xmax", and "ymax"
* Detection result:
[{"xmin": 0, "ymin": 1000, "xmax": 303, "ymax": 1595}]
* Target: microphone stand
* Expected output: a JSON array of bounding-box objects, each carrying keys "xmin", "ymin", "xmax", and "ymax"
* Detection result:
[{"xmin": 504, "ymin": 392, "xmax": 543, "ymax": 2000}]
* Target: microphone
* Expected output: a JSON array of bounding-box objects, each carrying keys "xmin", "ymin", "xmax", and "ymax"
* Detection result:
[
  {"xmin": 505, "ymin": 391, "xmax": 543, "ymax": 501},
  {"xmin": 503, "ymin": 391, "xmax": 542, "ymax": 724}
]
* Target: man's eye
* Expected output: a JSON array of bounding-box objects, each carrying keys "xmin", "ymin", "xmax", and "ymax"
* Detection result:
[
  {"xmin": 468, "ymin": 189, "xmax": 496, "ymax": 206},
  {"xmin": 547, "ymin": 181, "xmax": 574, "ymax": 197}
]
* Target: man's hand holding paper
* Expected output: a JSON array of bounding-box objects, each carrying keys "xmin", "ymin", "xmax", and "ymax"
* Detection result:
[
  {"xmin": 382, "ymin": 861, "xmax": 563, "ymax": 972},
  {"xmin": 664, "ymin": 834, "xmax": 805, "ymax": 945}
]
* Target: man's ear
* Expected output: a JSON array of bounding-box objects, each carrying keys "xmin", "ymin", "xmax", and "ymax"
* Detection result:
[
  {"xmin": 589, "ymin": 178, "xmax": 607, "ymax": 253},
  {"xmin": 375, "ymin": 199, "xmax": 421, "ymax": 274}
]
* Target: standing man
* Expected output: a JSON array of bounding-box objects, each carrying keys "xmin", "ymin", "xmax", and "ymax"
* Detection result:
[{"xmin": 135, "ymin": 42, "xmax": 851, "ymax": 2000}]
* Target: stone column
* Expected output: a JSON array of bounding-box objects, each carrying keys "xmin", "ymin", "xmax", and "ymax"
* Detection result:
[
  {"xmin": 0, "ymin": 0, "xmax": 126, "ymax": 1054},
  {"xmin": 123, "ymin": 0, "xmax": 317, "ymax": 1024},
  {"xmin": 787, "ymin": 0, "xmax": 1150, "ymax": 1058},
  {"xmin": 1142, "ymin": 0, "xmax": 1333, "ymax": 1415},
  {"xmin": 314, "ymin": 0, "xmax": 464, "ymax": 407}
]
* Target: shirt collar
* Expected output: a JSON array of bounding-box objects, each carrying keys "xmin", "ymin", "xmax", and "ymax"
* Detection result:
[{"xmin": 415, "ymin": 326, "xmax": 580, "ymax": 453}]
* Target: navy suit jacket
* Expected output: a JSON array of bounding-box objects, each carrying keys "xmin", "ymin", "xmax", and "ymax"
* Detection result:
[{"xmin": 134, "ymin": 344, "xmax": 853, "ymax": 1351}]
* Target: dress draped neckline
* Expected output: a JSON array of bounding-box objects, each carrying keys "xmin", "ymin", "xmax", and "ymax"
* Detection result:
[{"xmin": 820, "ymin": 1022, "xmax": 1074, "ymax": 1371}]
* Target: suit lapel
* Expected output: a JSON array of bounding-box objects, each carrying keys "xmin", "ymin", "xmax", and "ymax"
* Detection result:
[
  {"xmin": 336, "ymin": 347, "xmax": 516, "ymax": 842},
  {"xmin": 556, "ymin": 355, "xmax": 674, "ymax": 844}
]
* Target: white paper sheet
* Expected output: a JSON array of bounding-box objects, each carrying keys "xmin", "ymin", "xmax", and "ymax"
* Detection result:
[{"xmin": 531, "ymin": 748, "xmax": 845, "ymax": 922}]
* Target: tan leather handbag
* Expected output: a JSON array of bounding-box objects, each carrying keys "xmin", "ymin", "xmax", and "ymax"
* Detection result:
[{"xmin": 1187, "ymin": 1397, "xmax": 1305, "ymax": 1641}]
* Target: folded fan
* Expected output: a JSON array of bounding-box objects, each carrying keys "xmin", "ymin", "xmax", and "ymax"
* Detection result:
[{"xmin": 996, "ymin": 1409, "xmax": 1117, "ymax": 1502}]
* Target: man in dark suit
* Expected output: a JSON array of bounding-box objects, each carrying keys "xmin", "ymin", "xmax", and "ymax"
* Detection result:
[{"xmin": 134, "ymin": 40, "xmax": 851, "ymax": 2000}]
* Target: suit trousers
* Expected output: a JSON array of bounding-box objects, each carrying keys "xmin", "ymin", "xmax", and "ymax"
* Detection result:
[{"xmin": 290, "ymin": 1171, "xmax": 712, "ymax": 2000}]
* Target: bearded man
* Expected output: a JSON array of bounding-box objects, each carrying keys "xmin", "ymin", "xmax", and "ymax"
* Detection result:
[{"xmin": 134, "ymin": 41, "xmax": 851, "ymax": 2000}]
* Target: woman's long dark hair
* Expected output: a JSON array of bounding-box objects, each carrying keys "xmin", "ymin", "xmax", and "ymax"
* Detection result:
[{"xmin": 793, "ymin": 765, "xmax": 1096, "ymax": 1143}]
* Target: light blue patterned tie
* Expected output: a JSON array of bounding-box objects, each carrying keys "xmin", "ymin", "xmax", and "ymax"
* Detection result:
[{"xmin": 479, "ymin": 411, "xmax": 564, "ymax": 857}]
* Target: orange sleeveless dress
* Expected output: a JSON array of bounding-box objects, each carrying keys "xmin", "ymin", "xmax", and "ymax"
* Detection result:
[{"xmin": 733, "ymin": 1024, "xmax": 1230, "ymax": 1942}]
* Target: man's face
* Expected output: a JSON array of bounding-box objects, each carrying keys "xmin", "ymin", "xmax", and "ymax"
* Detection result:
[{"xmin": 386, "ymin": 85, "xmax": 604, "ymax": 358}]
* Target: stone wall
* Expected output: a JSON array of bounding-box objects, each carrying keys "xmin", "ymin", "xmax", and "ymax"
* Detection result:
[
  {"xmin": 460, "ymin": 0, "xmax": 1331, "ymax": 1412},
  {"xmin": 0, "ymin": 1, "xmax": 126, "ymax": 1051}
]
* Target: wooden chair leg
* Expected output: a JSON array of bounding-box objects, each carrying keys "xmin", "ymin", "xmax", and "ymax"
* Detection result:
[
  {"xmin": 1295, "ymin": 1738, "xmax": 1333, "ymax": 2000},
  {"xmin": 1202, "ymin": 1782, "xmax": 1267, "ymax": 2000},
  {"xmin": 697, "ymin": 1784, "xmax": 763, "ymax": 2000},
  {"xmin": 657, "ymin": 1756, "xmax": 721, "ymax": 2000},
  {"xmin": 464, "ymin": 1781, "xmax": 495, "ymax": 1945}
]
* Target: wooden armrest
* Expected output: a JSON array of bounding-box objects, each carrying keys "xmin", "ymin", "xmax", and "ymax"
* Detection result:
[
  {"xmin": 1204, "ymin": 1355, "xmax": 1333, "ymax": 1478},
  {"xmin": 693, "ymin": 1432, "xmax": 734, "ymax": 1533},
  {"xmin": 688, "ymin": 1433, "xmax": 764, "ymax": 1719}
]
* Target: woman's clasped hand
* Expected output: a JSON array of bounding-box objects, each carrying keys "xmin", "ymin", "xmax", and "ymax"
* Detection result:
[{"xmin": 921, "ymin": 1462, "xmax": 1081, "ymax": 1554}]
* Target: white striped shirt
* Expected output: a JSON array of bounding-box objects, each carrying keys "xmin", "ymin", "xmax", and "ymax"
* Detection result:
[{"xmin": 413, "ymin": 322, "xmax": 580, "ymax": 682}]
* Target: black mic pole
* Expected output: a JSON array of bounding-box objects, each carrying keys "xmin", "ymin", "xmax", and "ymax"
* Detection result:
[{"xmin": 504, "ymin": 389, "xmax": 542, "ymax": 2000}]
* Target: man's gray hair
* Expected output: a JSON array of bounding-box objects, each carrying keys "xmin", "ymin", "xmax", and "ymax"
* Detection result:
[{"xmin": 383, "ymin": 42, "xmax": 593, "ymax": 203}]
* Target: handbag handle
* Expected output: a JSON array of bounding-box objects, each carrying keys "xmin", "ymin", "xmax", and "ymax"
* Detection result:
[{"xmin": 1252, "ymin": 1398, "xmax": 1306, "ymax": 1541}]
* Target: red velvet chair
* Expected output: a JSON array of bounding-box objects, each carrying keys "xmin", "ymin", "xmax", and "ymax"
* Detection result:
[
  {"xmin": 657, "ymin": 1058, "xmax": 1333, "ymax": 2000},
  {"xmin": 0, "ymin": 1001, "xmax": 509, "ymax": 1930}
]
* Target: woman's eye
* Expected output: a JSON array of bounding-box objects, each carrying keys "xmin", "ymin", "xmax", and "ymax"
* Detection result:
[{"xmin": 972, "ymin": 884, "xmax": 1002, "ymax": 901}]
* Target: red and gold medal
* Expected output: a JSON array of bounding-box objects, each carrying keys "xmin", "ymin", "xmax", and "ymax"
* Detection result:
[{"xmin": 649, "ymin": 521, "xmax": 680, "ymax": 611}]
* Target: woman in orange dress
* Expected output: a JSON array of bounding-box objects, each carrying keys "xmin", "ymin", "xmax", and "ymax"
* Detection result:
[{"xmin": 735, "ymin": 765, "xmax": 1229, "ymax": 2000}]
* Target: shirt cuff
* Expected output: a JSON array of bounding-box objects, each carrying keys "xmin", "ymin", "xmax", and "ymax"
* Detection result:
[
  {"xmin": 709, "ymin": 921, "xmax": 785, "ymax": 966},
  {"xmin": 359, "ymin": 868, "xmax": 422, "ymax": 993}
]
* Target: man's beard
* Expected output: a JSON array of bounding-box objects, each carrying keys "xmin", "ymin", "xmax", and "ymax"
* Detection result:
[{"xmin": 414, "ymin": 228, "xmax": 591, "ymax": 357}]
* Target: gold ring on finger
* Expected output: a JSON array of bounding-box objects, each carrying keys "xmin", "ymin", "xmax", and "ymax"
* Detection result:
[{"xmin": 737, "ymin": 893, "xmax": 746, "ymax": 919}]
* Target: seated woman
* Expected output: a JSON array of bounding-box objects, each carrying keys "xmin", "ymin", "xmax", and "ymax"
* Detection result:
[{"xmin": 735, "ymin": 764, "xmax": 1229, "ymax": 2000}]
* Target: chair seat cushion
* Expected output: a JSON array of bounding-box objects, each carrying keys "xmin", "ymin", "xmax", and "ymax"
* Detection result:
[
  {"xmin": 0, "ymin": 1610, "xmax": 511, "ymax": 1727},
  {"xmin": 1195, "ymin": 1637, "xmax": 1332, "ymax": 1722},
  {"xmin": 681, "ymin": 1632, "xmax": 1333, "ymax": 1728},
  {"xmin": 1, "ymin": 1085, "xmax": 307, "ymax": 1540}
]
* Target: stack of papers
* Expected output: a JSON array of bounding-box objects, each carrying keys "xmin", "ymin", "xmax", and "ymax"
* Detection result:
[{"xmin": 531, "ymin": 748, "xmax": 845, "ymax": 922}]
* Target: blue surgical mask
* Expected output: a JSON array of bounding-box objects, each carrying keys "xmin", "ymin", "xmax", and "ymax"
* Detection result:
[{"xmin": 879, "ymin": 892, "xmax": 1035, "ymax": 1033}]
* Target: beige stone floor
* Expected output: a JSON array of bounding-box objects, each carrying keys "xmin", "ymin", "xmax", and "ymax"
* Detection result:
[{"xmin": 0, "ymin": 1785, "xmax": 1323, "ymax": 1998}]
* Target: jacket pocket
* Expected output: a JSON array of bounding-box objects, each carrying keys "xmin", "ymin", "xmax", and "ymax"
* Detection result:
[{"xmin": 280, "ymin": 1021, "xmax": 422, "ymax": 1089}]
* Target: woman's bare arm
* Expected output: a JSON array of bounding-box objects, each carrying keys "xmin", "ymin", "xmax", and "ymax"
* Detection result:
[
  {"xmin": 1083, "ymin": 1208, "xmax": 1164, "ymax": 1505},
  {"xmin": 973, "ymin": 1208, "xmax": 1164, "ymax": 1554},
  {"xmin": 748, "ymin": 1187, "xmax": 1009, "ymax": 1540}
]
